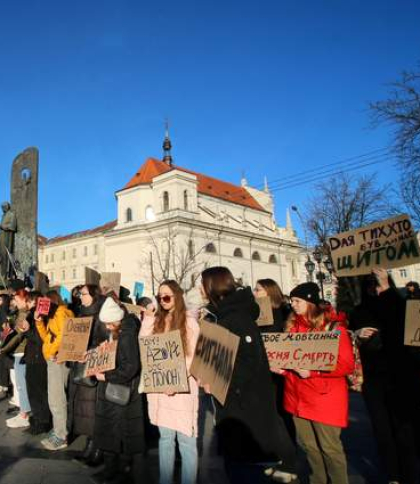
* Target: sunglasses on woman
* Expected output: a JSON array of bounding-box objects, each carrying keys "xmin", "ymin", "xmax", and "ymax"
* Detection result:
[{"xmin": 157, "ymin": 295, "xmax": 174, "ymax": 303}]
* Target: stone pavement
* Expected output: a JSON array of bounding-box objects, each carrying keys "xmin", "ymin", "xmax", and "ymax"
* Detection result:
[{"xmin": 0, "ymin": 392, "xmax": 386, "ymax": 484}]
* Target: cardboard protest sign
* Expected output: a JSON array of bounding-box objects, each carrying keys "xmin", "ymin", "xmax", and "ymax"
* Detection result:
[
  {"xmin": 190, "ymin": 321, "xmax": 240, "ymax": 405},
  {"xmin": 56, "ymin": 317, "xmax": 93, "ymax": 363},
  {"xmin": 34, "ymin": 271, "xmax": 49, "ymax": 294},
  {"xmin": 328, "ymin": 214, "xmax": 420, "ymax": 277},
  {"xmin": 36, "ymin": 297, "xmax": 51, "ymax": 316},
  {"xmin": 404, "ymin": 300, "xmax": 420, "ymax": 347},
  {"xmin": 256, "ymin": 296, "xmax": 274, "ymax": 326},
  {"xmin": 123, "ymin": 303, "xmax": 143, "ymax": 318},
  {"xmin": 84, "ymin": 340, "xmax": 118, "ymax": 377},
  {"xmin": 133, "ymin": 281, "xmax": 144, "ymax": 300},
  {"xmin": 85, "ymin": 267, "xmax": 101, "ymax": 286},
  {"xmin": 100, "ymin": 272, "xmax": 121, "ymax": 296},
  {"xmin": 262, "ymin": 331, "xmax": 340, "ymax": 371},
  {"xmin": 139, "ymin": 330, "xmax": 189, "ymax": 393}
]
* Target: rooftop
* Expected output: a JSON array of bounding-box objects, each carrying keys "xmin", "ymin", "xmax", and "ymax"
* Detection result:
[{"xmin": 123, "ymin": 157, "xmax": 267, "ymax": 212}]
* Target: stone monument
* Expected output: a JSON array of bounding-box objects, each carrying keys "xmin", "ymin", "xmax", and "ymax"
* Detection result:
[
  {"xmin": 10, "ymin": 147, "xmax": 39, "ymax": 278},
  {"xmin": 0, "ymin": 202, "xmax": 17, "ymax": 280}
]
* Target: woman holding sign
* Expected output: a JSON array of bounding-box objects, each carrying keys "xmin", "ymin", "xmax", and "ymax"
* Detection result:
[
  {"xmin": 201, "ymin": 267, "xmax": 298, "ymax": 484},
  {"xmin": 36, "ymin": 291, "xmax": 74, "ymax": 451},
  {"xmin": 350, "ymin": 269, "xmax": 419, "ymax": 484},
  {"xmin": 278, "ymin": 282, "xmax": 354, "ymax": 484},
  {"xmin": 93, "ymin": 296, "xmax": 146, "ymax": 484},
  {"xmin": 140, "ymin": 280, "xmax": 200, "ymax": 484}
]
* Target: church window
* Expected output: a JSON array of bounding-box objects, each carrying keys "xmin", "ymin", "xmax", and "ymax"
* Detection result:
[
  {"xmin": 163, "ymin": 191, "xmax": 170, "ymax": 212},
  {"xmin": 234, "ymin": 248, "xmax": 243, "ymax": 258},
  {"xmin": 205, "ymin": 243, "xmax": 217, "ymax": 254}
]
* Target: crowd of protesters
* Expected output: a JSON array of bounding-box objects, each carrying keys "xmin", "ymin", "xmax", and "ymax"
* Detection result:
[{"xmin": 0, "ymin": 267, "xmax": 419, "ymax": 484}]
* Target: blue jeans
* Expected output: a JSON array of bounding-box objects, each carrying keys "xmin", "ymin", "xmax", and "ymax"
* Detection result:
[
  {"xmin": 14, "ymin": 355, "xmax": 31, "ymax": 413},
  {"xmin": 159, "ymin": 426, "xmax": 198, "ymax": 484}
]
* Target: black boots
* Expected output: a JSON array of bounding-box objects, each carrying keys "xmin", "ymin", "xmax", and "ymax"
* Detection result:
[{"xmin": 75, "ymin": 438, "xmax": 103, "ymax": 466}]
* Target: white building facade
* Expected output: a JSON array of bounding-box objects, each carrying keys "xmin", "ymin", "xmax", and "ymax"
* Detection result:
[{"xmin": 39, "ymin": 149, "xmax": 307, "ymax": 298}]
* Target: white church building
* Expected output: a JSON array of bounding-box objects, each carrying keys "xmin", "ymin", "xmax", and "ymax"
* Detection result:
[{"xmin": 38, "ymin": 134, "xmax": 310, "ymax": 299}]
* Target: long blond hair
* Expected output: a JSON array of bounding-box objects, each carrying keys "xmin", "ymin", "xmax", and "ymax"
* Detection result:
[
  {"xmin": 153, "ymin": 280, "xmax": 190, "ymax": 356},
  {"xmin": 286, "ymin": 301, "xmax": 326, "ymax": 332}
]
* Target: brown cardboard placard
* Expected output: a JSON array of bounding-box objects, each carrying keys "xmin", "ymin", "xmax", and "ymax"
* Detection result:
[
  {"xmin": 256, "ymin": 296, "xmax": 274, "ymax": 326},
  {"xmin": 84, "ymin": 340, "xmax": 118, "ymax": 377},
  {"xmin": 56, "ymin": 317, "xmax": 93, "ymax": 363},
  {"xmin": 328, "ymin": 214, "xmax": 420, "ymax": 277},
  {"xmin": 36, "ymin": 297, "xmax": 51, "ymax": 316},
  {"xmin": 190, "ymin": 321, "xmax": 240, "ymax": 405},
  {"xmin": 123, "ymin": 303, "xmax": 142, "ymax": 318},
  {"xmin": 85, "ymin": 266, "xmax": 101, "ymax": 286},
  {"xmin": 139, "ymin": 330, "xmax": 189, "ymax": 393},
  {"xmin": 34, "ymin": 271, "xmax": 49, "ymax": 294},
  {"xmin": 262, "ymin": 331, "xmax": 340, "ymax": 371},
  {"xmin": 404, "ymin": 300, "xmax": 420, "ymax": 346},
  {"xmin": 100, "ymin": 272, "xmax": 121, "ymax": 296}
]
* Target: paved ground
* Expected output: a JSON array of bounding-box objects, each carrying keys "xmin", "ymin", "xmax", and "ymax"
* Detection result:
[{"xmin": 0, "ymin": 392, "xmax": 387, "ymax": 484}]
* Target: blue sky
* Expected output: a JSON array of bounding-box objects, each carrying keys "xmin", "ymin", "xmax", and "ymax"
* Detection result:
[{"xmin": 0, "ymin": 0, "xmax": 419, "ymax": 238}]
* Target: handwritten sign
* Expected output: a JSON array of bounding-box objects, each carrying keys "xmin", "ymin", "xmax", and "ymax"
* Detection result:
[
  {"xmin": 36, "ymin": 297, "xmax": 51, "ymax": 316},
  {"xmin": 133, "ymin": 282, "xmax": 144, "ymax": 300},
  {"xmin": 190, "ymin": 321, "xmax": 240, "ymax": 405},
  {"xmin": 256, "ymin": 296, "xmax": 274, "ymax": 326},
  {"xmin": 123, "ymin": 303, "xmax": 142, "ymax": 318},
  {"xmin": 84, "ymin": 340, "xmax": 118, "ymax": 377},
  {"xmin": 34, "ymin": 271, "xmax": 49, "ymax": 294},
  {"xmin": 56, "ymin": 317, "xmax": 93, "ymax": 363},
  {"xmin": 139, "ymin": 330, "xmax": 189, "ymax": 393},
  {"xmin": 100, "ymin": 272, "xmax": 121, "ymax": 296},
  {"xmin": 85, "ymin": 267, "xmax": 101, "ymax": 286},
  {"xmin": 262, "ymin": 331, "xmax": 340, "ymax": 371},
  {"xmin": 404, "ymin": 300, "xmax": 420, "ymax": 347},
  {"xmin": 328, "ymin": 214, "xmax": 420, "ymax": 277}
]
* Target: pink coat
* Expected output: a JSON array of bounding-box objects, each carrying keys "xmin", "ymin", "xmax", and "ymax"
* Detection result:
[{"xmin": 140, "ymin": 313, "xmax": 200, "ymax": 437}]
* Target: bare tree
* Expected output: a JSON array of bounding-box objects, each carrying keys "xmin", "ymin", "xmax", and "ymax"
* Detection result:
[
  {"xmin": 304, "ymin": 173, "xmax": 392, "ymax": 247},
  {"xmin": 303, "ymin": 173, "xmax": 392, "ymax": 311},
  {"xmin": 147, "ymin": 226, "xmax": 212, "ymax": 293},
  {"xmin": 370, "ymin": 67, "xmax": 420, "ymax": 226}
]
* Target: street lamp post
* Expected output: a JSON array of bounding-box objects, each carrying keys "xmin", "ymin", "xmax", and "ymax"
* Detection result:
[
  {"xmin": 313, "ymin": 246, "xmax": 325, "ymax": 300},
  {"xmin": 304, "ymin": 255, "xmax": 315, "ymax": 282}
]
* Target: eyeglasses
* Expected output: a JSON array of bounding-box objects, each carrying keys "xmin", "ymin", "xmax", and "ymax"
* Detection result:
[{"xmin": 157, "ymin": 295, "xmax": 174, "ymax": 304}]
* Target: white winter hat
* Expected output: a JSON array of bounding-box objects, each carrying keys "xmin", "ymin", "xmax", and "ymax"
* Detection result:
[{"xmin": 99, "ymin": 297, "xmax": 124, "ymax": 324}]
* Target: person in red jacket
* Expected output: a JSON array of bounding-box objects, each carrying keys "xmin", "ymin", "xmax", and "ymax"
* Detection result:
[{"xmin": 274, "ymin": 282, "xmax": 354, "ymax": 484}]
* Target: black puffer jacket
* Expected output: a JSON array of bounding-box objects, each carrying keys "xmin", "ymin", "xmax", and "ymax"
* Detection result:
[
  {"xmin": 69, "ymin": 298, "xmax": 107, "ymax": 438},
  {"xmin": 94, "ymin": 314, "xmax": 145, "ymax": 455},
  {"xmin": 350, "ymin": 287, "xmax": 420, "ymax": 381},
  {"xmin": 23, "ymin": 310, "xmax": 45, "ymax": 365},
  {"xmin": 206, "ymin": 287, "xmax": 288, "ymax": 462}
]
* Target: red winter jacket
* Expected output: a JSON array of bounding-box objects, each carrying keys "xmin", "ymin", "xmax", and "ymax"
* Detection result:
[{"xmin": 283, "ymin": 315, "xmax": 355, "ymax": 428}]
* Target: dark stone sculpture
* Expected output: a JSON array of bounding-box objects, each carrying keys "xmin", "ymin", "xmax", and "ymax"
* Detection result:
[
  {"xmin": 10, "ymin": 147, "xmax": 39, "ymax": 279},
  {"xmin": 0, "ymin": 202, "xmax": 17, "ymax": 280}
]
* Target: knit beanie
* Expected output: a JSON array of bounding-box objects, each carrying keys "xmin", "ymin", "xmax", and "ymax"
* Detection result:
[
  {"xmin": 99, "ymin": 297, "xmax": 124, "ymax": 324},
  {"xmin": 290, "ymin": 282, "xmax": 320, "ymax": 305}
]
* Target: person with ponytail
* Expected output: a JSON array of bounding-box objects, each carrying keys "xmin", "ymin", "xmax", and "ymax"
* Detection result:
[
  {"xmin": 201, "ymin": 267, "xmax": 298, "ymax": 484},
  {"xmin": 276, "ymin": 282, "xmax": 354, "ymax": 484},
  {"xmin": 139, "ymin": 280, "xmax": 200, "ymax": 484}
]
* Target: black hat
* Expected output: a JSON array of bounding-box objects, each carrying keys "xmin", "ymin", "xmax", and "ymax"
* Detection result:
[
  {"xmin": 8, "ymin": 279, "xmax": 25, "ymax": 291},
  {"xmin": 290, "ymin": 282, "xmax": 320, "ymax": 305}
]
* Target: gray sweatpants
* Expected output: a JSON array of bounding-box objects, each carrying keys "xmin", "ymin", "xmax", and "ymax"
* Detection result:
[{"xmin": 47, "ymin": 360, "xmax": 70, "ymax": 440}]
